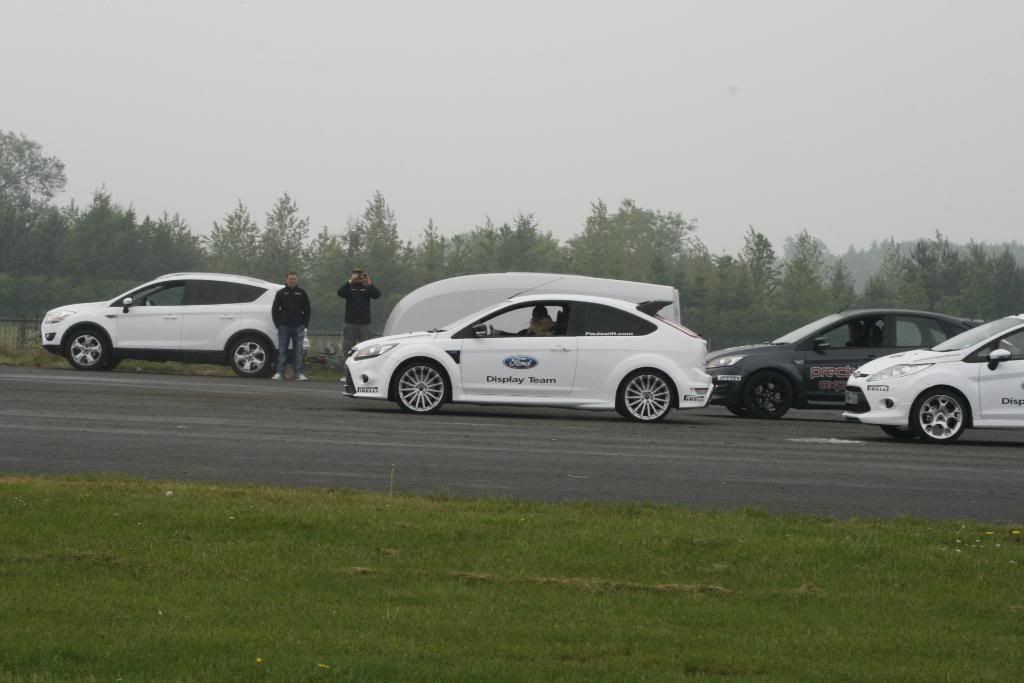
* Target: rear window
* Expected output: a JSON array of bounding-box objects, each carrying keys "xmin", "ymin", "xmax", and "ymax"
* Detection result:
[
  {"xmin": 187, "ymin": 280, "xmax": 267, "ymax": 305},
  {"xmin": 572, "ymin": 303, "xmax": 656, "ymax": 337}
]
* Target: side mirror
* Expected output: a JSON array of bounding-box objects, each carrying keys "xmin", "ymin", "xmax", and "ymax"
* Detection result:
[
  {"xmin": 812, "ymin": 337, "xmax": 831, "ymax": 351},
  {"xmin": 121, "ymin": 296, "xmax": 133, "ymax": 313},
  {"xmin": 472, "ymin": 323, "xmax": 489, "ymax": 338},
  {"xmin": 988, "ymin": 347, "xmax": 1012, "ymax": 370}
]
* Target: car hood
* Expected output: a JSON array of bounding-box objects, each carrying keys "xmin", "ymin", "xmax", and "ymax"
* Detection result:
[
  {"xmin": 47, "ymin": 301, "xmax": 111, "ymax": 315},
  {"xmin": 353, "ymin": 331, "xmax": 437, "ymax": 349},
  {"xmin": 855, "ymin": 348, "xmax": 964, "ymax": 375},
  {"xmin": 706, "ymin": 343, "xmax": 782, "ymax": 362}
]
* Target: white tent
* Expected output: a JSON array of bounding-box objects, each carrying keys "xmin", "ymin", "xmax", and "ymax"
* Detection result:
[{"xmin": 383, "ymin": 272, "xmax": 681, "ymax": 336}]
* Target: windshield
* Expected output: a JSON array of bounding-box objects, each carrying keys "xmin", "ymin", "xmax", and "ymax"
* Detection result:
[
  {"xmin": 931, "ymin": 317, "xmax": 1022, "ymax": 352},
  {"xmin": 772, "ymin": 314, "xmax": 844, "ymax": 344}
]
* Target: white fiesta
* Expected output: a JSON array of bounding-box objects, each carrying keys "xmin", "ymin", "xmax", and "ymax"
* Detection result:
[{"xmin": 843, "ymin": 314, "xmax": 1024, "ymax": 442}]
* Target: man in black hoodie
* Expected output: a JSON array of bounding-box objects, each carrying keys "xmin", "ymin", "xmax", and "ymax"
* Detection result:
[
  {"xmin": 271, "ymin": 271, "xmax": 311, "ymax": 380},
  {"xmin": 337, "ymin": 267, "xmax": 381, "ymax": 356}
]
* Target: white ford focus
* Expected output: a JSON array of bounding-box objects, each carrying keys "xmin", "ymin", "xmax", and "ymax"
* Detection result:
[
  {"xmin": 343, "ymin": 294, "xmax": 712, "ymax": 422},
  {"xmin": 843, "ymin": 314, "xmax": 1024, "ymax": 442}
]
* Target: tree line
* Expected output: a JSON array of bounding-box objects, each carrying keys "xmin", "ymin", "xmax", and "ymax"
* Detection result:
[{"xmin": 2, "ymin": 129, "xmax": 1023, "ymax": 349}]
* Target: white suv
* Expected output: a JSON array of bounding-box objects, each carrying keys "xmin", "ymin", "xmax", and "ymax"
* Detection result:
[{"xmin": 41, "ymin": 273, "xmax": 287, "ymax": 377}]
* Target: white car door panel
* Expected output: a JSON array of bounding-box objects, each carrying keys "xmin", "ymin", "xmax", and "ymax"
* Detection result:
[
  {"xmin": 979, "ymin": 359, "xmax": 1024, "ymax": 423},
  {"xmin": 459, "ymin": 337, "xmax": 578, "ymax": 397}
]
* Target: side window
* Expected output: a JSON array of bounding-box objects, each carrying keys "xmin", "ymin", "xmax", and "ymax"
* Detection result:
[
  {"xmin": 127, "ymin": 282, "xmax": 186, "ymax": 307},
  {"xmin": 893, "ymin": 316, "xmax": 950, "ymax": 348},
  {"xmin": 996, "ymin": 329, "xmax": 1024, "ymax": 360},
  {"xmin": 186, "ymin": 281, "xmax": 266, "ymax": 305},
  {"xmin": 821, "ymin": 317, "xmax": 883, "ymax": 349},
  {"xmin": 475, "ymin": 303, "xmax": 567, "ymax": 337},
  {"xmin": 573, "ymin": 303, "xmax": 656, "ymax": 337}
]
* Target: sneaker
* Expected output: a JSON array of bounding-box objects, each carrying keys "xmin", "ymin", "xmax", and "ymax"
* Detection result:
[
  {"xmin": 271, "ymin": 373, "xmax": 283, "ymax": 380},
  {"xmin": 297, "ymin": 374, "xmax": 309, "ymax": 381}
]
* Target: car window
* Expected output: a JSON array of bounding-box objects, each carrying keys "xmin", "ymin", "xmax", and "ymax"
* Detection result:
[
  {"xmin": 934, "ymin": 317, "xmax": 1021, "ymax": 352},
  {"xmin": 820, "ymin": 316, "xmax": 884, "ymax": 349},
  {"xmin": 572, "ymin": 303, "xmax": 656, "ymax": 337},
  {"xmin": 124, "ymin": 281, "xmax": 186, "ymax": 307},
  {"xmin": 477, "ymin": 303, "xmax": 568, "ymax": 337},
  {"xmin": 893, "ymin": 316, "xmax": 951, "ymax": 348},
  {"xmin": 186, "ymin": 280, "xmax": 267, "ymax": 305},
  {"xmin": 996, "ymin": 329, "xmax": 1024, "ymax": 360}
]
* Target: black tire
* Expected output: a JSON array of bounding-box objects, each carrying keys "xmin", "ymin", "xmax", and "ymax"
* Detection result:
[
  {"xmin": 393, "ymin": 360, "xmax": 449, "ymax": 414},
  {"xmin": 64, "ymin": 327, "xmax": 110, "ymax": 371},
  {"xmin": 726, "ymin": 405, "xmax": 747, "ymax": 417},
  {"xmin": 880, "ymin": 425, "xmax": 916, "ymax": 440},
  {"xmin": 741, "ymin": 370, "xmax": 793, "ymax": 419},
  {"xmin": 910, "ymin": 388, "xmax": 968, "ymax": 443},
  {"xmin": 616, "ymin": 370, "xmax": 674, "ymax": 423},
  {"xmin": 229, "ymin": 335, "xmax": 274, "ymax": 378}
]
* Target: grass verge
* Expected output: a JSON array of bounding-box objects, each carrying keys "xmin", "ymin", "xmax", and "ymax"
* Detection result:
[{"xmin": 1, "ymin": 475, "xmax": 1022, "ymax": 681}]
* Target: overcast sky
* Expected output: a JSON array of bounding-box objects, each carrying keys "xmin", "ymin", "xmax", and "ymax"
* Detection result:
[{"xmin": 3, "ymin": 1, "xmax": 1022, "ymax": 254}]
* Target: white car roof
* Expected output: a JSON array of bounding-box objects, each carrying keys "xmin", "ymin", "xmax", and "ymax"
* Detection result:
[
  {"xmin": 384, "ymin": 272, "xmax": 680, "ymax": 336},
  {"xmin": 154, "ymin": 272, "xmax": 279, "ymax": 288}
]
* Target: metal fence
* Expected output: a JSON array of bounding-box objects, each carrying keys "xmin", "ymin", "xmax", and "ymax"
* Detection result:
[{"xmin": 0, "ymin": 317, "xmax": 42, "ymax": 353}]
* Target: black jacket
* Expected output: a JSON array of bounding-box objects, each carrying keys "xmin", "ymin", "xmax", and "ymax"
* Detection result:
[
  {"xmin": 337, "ymin": 281, "xmax": 381, "ymax": 324},
  {"xmin": 272, "ymin": 285, "xmax": 311, "ymax": 328}
]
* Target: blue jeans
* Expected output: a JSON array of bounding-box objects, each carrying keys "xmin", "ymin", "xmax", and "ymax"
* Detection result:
[{"xmin": 276, "ymin": 325, "xmax": 305, "ymax": 375}]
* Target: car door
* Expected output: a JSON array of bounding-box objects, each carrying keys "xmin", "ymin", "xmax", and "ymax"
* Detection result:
[
  {"xmin": 114, "ymin": 280, "xmax": 186, "ymax": 351},
  {"xmin": 458, "ymin": 302, "xmax": 577, "ymax": 398},
  {"xmin": 977, "ymin": 328, "xmax": 1024, "ymax": 424},
  {"xmin": 801, "ymin": 315, "xmax": 887, "ymax": 405},
  {"xmin": 569, "ymin": 302, "xmax": 659, "ymax": 400},
  {"xmin": 180, "ymin": 280, "xmax": 243, "ymax": 352}
]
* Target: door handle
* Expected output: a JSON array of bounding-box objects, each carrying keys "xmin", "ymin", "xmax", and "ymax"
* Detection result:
[
  {"xmin": 550, "ymin": 346, "xmax": 571, "ymax": 352},
  {"xmin": 162, "ymin": 315, "xmax": 179, "ymax": 320},
  {"xmin": 218, "ymin": 315, "xmax": 237, "ymax": 319}
]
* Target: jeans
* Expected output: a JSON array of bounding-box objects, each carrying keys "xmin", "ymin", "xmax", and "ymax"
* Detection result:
[
  {"xmin": 276, "ymin": 325, "xmax": 305, "ymax": 375},
  {"xmin": 343, "ymin": 323, "xmax": 372, "ymax": 355}
]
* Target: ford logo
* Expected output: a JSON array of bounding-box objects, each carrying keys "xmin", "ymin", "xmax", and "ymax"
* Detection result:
[{"xmin": 503, "ymin": 355, "xmax": 538, "ymax": 369}]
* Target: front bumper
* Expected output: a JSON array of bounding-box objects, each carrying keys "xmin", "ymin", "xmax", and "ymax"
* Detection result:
[
  {"xmin": 707, "ymin": 370, "xmax": 744, "ymax": 406},
  {"xmin": 842, "ymin": 381, "xmax": 913, "ymax": 426}
]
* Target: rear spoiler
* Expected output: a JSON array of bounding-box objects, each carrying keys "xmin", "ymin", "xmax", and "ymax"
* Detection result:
[{"xmin": 637, "ymin": 300, "xmax": 672, "ymax": 316}]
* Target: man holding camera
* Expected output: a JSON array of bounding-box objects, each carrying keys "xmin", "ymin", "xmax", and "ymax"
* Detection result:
[{"xmin": 337, "ymin": 267, "xmax": 382, "ymax": 358}]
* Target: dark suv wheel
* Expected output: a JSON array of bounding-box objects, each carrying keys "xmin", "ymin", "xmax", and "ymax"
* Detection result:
[{"xmin": 742, "ymin": 370, "xmax": 793, "ymax": 419}]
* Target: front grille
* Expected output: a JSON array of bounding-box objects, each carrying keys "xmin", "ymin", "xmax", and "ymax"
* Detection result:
[{"xmin": 844, "ymin": 387, "xmax": 869, "ymax": 413}]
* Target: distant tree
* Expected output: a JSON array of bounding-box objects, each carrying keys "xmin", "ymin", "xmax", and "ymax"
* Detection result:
[
  {"xmin": 0, "ymin": 130, "xmax": 66, "ymax": 211},
  {"xmin": 739, "ymin": 227, "xmax": 780, "ymax": 302},
  {"xmin": 775, "ymin": 230, "xmax": 829, "ymax": 327},
  {"xmin": 136, "ymin": 213, "xmax": 204, "ymax": 277},
  {"xmin": 206, "ymin": 201, "xmax": 260, "ymax": 275},
  {"xmin": 413, "ymin": 219, "xmax": 448, "ymax": 284},
  {"xmin": 256, "ymin": 192, "xmax": 309, "ymax": 280},
  {"xmin": 57, "ymin": 190, "xmax": 140, "ymax": 281}
]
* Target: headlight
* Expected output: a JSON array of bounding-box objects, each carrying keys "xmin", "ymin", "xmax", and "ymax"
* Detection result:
[
  {"xmin": 44, "ymin": 310, "xmax": 76, "ymax": 324},
  {"xmin": 867, "ymin": 364, "xmax": 933, "ymax": 382},
  {"xmin": 353, "ymin": 343, "xmax": 398, "ymax": 360},
  {"xmin": 706, "ymin": 355, "xmax": 745, "ymax": 369}
]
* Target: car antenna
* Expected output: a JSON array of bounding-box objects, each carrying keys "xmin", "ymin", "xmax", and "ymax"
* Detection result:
[
  {"xmin": 835, "ymin": 301, "xmax": 853, "ymax": 313},
  {"xmin": 506, "ymin": 275, "xmax": 564, "ymax": 299}
]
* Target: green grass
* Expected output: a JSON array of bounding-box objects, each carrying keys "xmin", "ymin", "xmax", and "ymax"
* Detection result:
[{"xmin": 1, "ymin": 476, "xmax": 1022, "ymax": 681}]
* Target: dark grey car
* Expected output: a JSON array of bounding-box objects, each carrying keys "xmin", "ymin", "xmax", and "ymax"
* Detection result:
[{"xmin": 706, "ymin": 309, "xmax": 976, "ymax": 418}]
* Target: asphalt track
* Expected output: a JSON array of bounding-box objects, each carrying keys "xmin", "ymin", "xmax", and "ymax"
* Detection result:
[{"xmin": 1, "ymin": 367, "xmax": 1021, "ymax": 522}]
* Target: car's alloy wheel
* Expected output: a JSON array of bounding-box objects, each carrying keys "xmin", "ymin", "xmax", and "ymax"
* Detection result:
[
  {"xmin": 395, "ymin": 362, "xmax": 447, "ymax": 414},
  {"xmin": 618, "ymin": 371, "xmax": 673, "ymax": 422},
  {"xmin": 742, "ymin": 370, "xmax": 792, "ymax": 419},
  {"xmin": 880, "ymin": 425, "xmax": 916, "ymax": 440},
  {"xmin": 66, "ymin": 329, "xmax": 109, "ymax": 370},
  {"xmin": 912, "ymin": 389, "xmax": 967, "ymax": 443},
  {"xmin": 230, "ymin": 337, "xmax": 272, "ymax": 378}
]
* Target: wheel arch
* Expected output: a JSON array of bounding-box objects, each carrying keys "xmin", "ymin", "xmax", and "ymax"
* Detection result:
[
  {"xmin": 614, "ymin": 366, "xmax": 680, "ymax": 410},
  {"xmin": 225, "ymin": 329, "xmax": 276, "ymax": 363},
  {"xmin": 742, "ymin": 364, "xmax": 804, "ymax": 406},
  {"xmin": 63, "ymin": 322, "xmax": 114, "ymax": 355},
  {"xmin": 387, "ymin": 355, "xmax": 454, "ymax": 402},
  {"xmin": 913, "ymin": 384, "xmax": 975, "ymax": 428}
]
